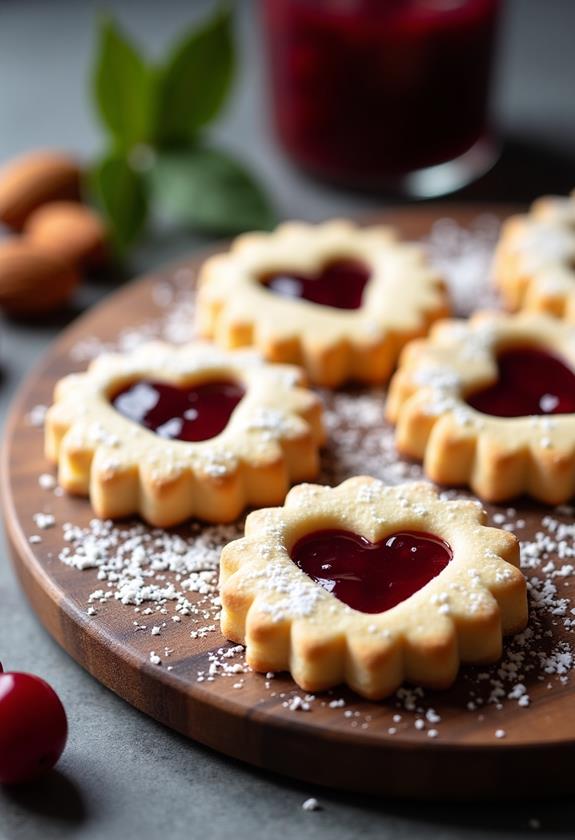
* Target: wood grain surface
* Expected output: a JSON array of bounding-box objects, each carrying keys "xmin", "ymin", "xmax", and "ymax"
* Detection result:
[{"xmin": 3, "ymin": 204, "xmax": 575, "ymax": 799}]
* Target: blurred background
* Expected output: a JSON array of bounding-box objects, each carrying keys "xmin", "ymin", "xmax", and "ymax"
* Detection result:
[
  {"xmin": 1, "ymin": 0, "xmax": 573, "ymax": 343},
  {"xmin": 1, "ymin": 0, "xmax": 575, "ymax": 279}
]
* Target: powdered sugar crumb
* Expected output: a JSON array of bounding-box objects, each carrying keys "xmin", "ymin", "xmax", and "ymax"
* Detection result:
[
  {"xmin": 425, "ymin": 214, "xmax": 501, "ymax": 316},
  {"xmin": 302, "ymin": 798, "xmax": 321, "ymax": 812},
  {"xmin": 33, "ymin": 512, "xmax": 55, "ymax": 530},
  {"xmin": 27, "ymin": 404, "xmax": 48, "ymax": 427},
  {"xmin": 38, "ymin": 473, "xmax": 57, "ymax": 491}
]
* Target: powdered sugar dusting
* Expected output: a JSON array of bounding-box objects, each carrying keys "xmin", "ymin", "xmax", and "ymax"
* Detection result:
[
  {"xmin": 70, "ymin": 215, "xmax": 500, "ymax": 363},
  {"xmin": 60, "ymin": 517, "xmax": 240, "ymax": 615},
  {"xmin": 45, "ymin": 385, "xmax": 575, "ymax": 740},
  {"xmin": 425, "ymin": 214, "xmax": 501, "ymax": 316},
  {"xmin": 321, "ymin": 390, "xmax": 420, "ymax": 487},
  {"xmin": 23, "ymin": 216, "xmax": 575, "ymax": 742},
  {"xmin": 70, "ymin": 267, "xmax": 198, "ymax": 362}
]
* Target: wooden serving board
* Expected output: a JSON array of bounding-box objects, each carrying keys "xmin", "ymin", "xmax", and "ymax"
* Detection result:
[{"xmin": 3, "ymin": 204, "xmax": 575, "ymax": 800}]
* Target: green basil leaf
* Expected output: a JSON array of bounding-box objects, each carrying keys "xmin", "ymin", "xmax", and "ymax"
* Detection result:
[
  {"xmin": 92, "ymin": 16, "xmax": 154, "ymax": 149},
  {"xmin": 155, "ymin": 4, "xmax": 235, "ymax": 145},
  {"xmin": 88, "ymin": 153, "xmax": 148, "ymax": 252},
  {"xmin": 149, "ymin": 147, "xmax": 276, "ymax": 234}
]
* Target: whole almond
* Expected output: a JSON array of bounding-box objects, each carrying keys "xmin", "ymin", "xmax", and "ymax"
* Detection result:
[
  {"xmin": 0, "ymin": 151, "xmax": 82, "ymax": 231},
  {"xmin": 25, "ymin": 201, "xmax": 108, "ymax": 268},
  {"xmin": 0, "ymin": 239, "xmax": 79, "ymax": 317}
]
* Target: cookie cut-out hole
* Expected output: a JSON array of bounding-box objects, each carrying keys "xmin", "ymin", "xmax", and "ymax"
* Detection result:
[
  {"xmin": 291, "ymin": 529, "xmax": 452, "ymax": 614},
  {"xmin": 465, "ymin": 346, "xmax": 575, "ymax": 418},
  {"xmin": 111, "ymin": 380, "xmax": 245, "ymax": 441},
  {"xmin": 260, "ymin": 259, "xmax": 371, "ymax": 310}
]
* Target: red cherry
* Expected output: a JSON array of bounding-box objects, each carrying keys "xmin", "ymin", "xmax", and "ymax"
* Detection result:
[{"xmin": 0, "ymin": 669, "xmax": 68, "ymax": 784}]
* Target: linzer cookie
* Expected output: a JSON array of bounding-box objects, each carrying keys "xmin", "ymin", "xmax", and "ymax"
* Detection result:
[
  {"xmin": 45, "ymin": 342, "xmax": 324, "ymax": 526},
  {"xmin": 219, "ymin": 478, "xmax": 527, "ymax": 700},
  {"xmin": 196, "ymin": 220, "xmax": 449, "ymax": 387},
  {"xmin": 387, "ymin": 310, "xmax": 575, "ymax": 504},
  {"xmin": 493, "ymin": 191, "xmax": 575, "ymax": 317}
]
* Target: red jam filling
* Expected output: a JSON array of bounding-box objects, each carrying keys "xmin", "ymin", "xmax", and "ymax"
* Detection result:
[
  {"xmin": 111, "ymin": 380, "xmax": 245, "ymax": 442},
  {"xmin": 291, "ymin": 529, "xmax": 452, "ymax": 614},
  {"xmin": 261, "ymin": 259, "xmax": 371, "ymax": 310},
  {"xmin": 465, "ymin": 346, "xmax": 575, "ymax": 418},
  {"xmin": 261, "ymin": 0, "xmax": 500, "ymax": 182}
]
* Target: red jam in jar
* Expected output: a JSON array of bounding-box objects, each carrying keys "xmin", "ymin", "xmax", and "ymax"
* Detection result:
[{"xmin": 261, "ymin": 0, "xmax": 500, "ymax": 189}]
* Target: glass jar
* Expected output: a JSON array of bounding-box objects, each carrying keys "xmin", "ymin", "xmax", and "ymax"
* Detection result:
[{"xmin": 261, "ymin": 0, "xmax": 501, "ymax": 196}]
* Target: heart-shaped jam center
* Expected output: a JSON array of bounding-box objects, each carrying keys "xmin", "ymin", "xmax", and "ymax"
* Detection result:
[
  {"xmin": 261, "ymin": 259, "xmax": 371, "ymax": 310},
  {"xmin": 465, "ymin": 346, "xmax": 575, "ymax": 418},
  {"xmin": 291, "ymin": 529, "xmax": 452, "ymax": 614},
  {"xmin": 111, "ymin": 379, "xmax": 245, "ymax": 442}
]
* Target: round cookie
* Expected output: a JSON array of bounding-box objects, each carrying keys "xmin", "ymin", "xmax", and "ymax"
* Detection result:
[
  {"xmin": 493, "ymin": 191, "xmax": 575, "ymax": 317},
  {"xmin": 196, "ymin": 220, "xmax": 449, "ymax": 388},
  {"xmin": 219, "ymin": 477, "xmax": 527, "ymax": 700},
  {"xmin": 387, "ymin": 310, "xmax": 575, "ymax": 504},
  {"xmin": 46, "ymin": 342, "xmax": 325, "ymax": 526}
]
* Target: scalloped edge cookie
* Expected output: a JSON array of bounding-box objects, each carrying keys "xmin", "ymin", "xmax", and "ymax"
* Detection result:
[
  {"xmin": 493, "ymin": 192, "xmax": 575, "ymax": 317},
  {"xmin": 45, "ymin": 342, "xmax": 325, "ymax": 526},
  {"xmin": 219, "ymin": 478, "xmax": 527, "ymax": 700},
  {"xmin": 196, "ymin": 220, "xmax": 449, "ymax": 388},
  {"xmin": 387, "ymin": 310, "xmax": 575, "ymax": 504}
]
